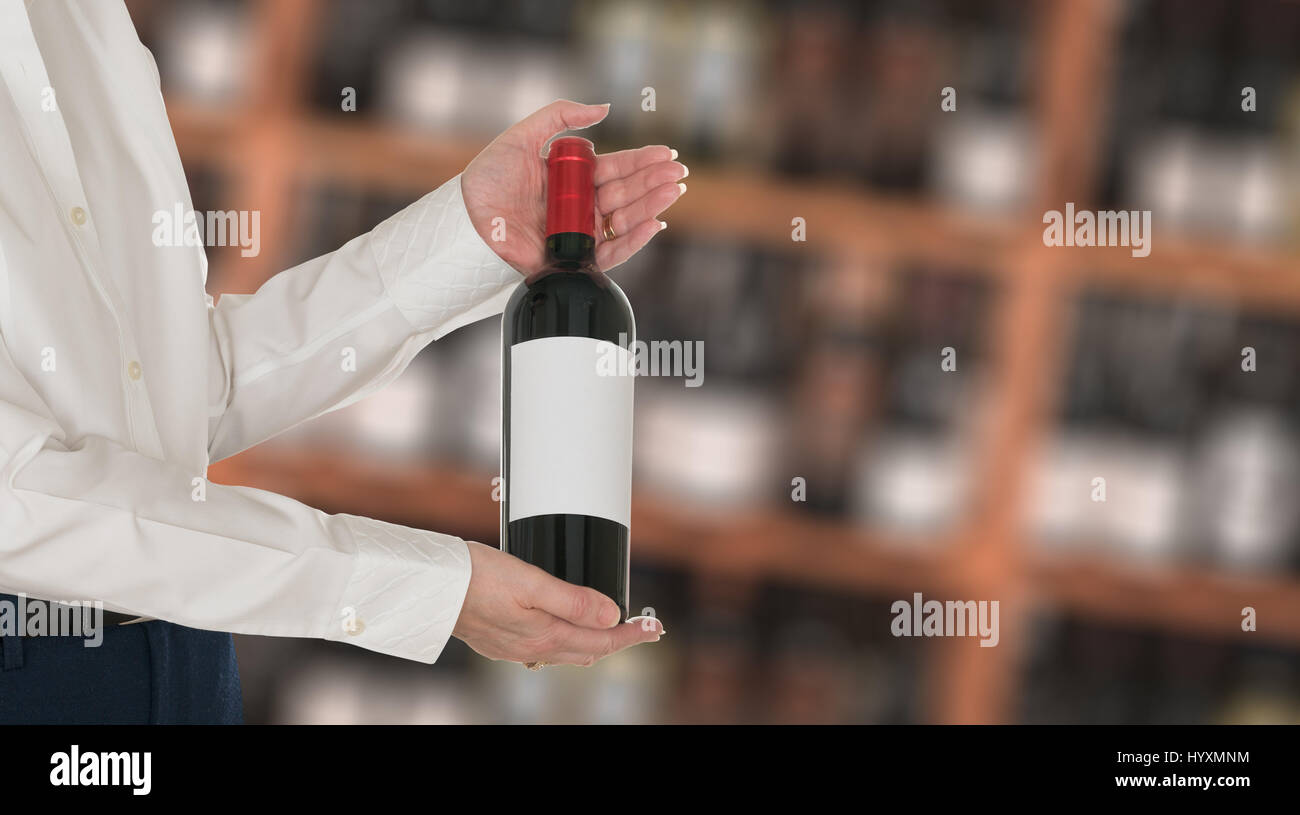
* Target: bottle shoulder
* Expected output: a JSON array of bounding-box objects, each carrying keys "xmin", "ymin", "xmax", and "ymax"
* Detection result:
[
  {"xmin": 504, "ymin": 269, "xmax": 634, "ymax": 343},
  {"xmin": 507, "ymin": 268, "xmax": 630, "ymax": 311}
]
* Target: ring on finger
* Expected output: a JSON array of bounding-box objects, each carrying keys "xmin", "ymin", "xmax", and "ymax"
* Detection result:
[{"xmin": 601, "ymin": 212, "xmax": 617, "ymax": 241}]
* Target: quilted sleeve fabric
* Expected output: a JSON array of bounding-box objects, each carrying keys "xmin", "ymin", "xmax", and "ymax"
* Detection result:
[
  {"xmin": 371, "ymin": 174, "xmax": 522, "ymax": 339},
  {"xmin": 208, "ymin": 173, "xmax": 521, "ymax": 461},
  {"xmin": 324, "ymin": 514, "xmax": 473, "ymax": 664}
]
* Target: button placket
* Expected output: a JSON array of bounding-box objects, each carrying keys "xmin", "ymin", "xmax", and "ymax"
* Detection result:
[{"xmin": 2, "ymin": 11, "xmax": 172, "ymax": 461}]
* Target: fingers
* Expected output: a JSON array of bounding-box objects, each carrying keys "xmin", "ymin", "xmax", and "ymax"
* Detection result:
[
  {"xmin": 523, "ymin": 570, "xmax": 622, "ymax": 629},
  {"xmin": 602, "ymin": 179, "xmax": 683, "ymax": 237},
  {"xmin": 503, "ymin": 608, "xmax": 662, "ymax": 667},
  {"xmin": 594, "ymin": 144, "xmax": 675, "ymax": 186},
  {"xmin": 596, "ymin": 159, "xmax": 688, "ymax": 213},
  {"xmin": 592, "ymin": 177, "xmax": 683, "ymax": 271},
  {"xmin": 520, "ymin": 99, "xmax": 610, "ymax": 146},
  {"xmin": 512, "ymin": 570, "xmax": 661, "ymax": 666},
  {"xmin": 455, "ymin": 542, "xmax": 664, "ymax": 668},
  {"xmin": 591, "ymin": 145, "xmax": 686, "ymax": 270},
  {"xmin": 544, "ymin": 620, "xmax": 665, "ymax": 667},
  {"xmin": 596, "ymin": 218, "xmax": 667, "ymax": 272}
]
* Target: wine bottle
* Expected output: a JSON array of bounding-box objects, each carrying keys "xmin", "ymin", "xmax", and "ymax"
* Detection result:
[{"xmin": 501, "ymin": 136, "xmax": 635, "ymax": 621}]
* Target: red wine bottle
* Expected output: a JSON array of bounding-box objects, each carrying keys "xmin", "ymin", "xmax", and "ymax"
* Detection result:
[{"xmin": 501, "ymin": 137, "xmax": 634, "ymax": 621}]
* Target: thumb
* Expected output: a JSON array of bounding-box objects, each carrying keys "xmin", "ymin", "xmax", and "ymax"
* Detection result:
[
  {"xmin": 519, "ymin": 99, "xmax": 610, "ymax": 146},
  {"xmin": 526, "ymin": 571, "xmax": 621, "ymax": 629}
]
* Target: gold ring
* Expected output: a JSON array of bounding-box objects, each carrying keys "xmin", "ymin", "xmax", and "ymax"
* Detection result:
[
  {"xmin": 524, "ymin": 661, "xmax": 545, "ymax": 671},
  {"xmin": 601, "ymin": 213, "xmax": 617, "ymax": 241}
]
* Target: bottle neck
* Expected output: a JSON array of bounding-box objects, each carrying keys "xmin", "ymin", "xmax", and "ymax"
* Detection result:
[
  {"xmin": 544, "ymin": 231, "xmax": 596, "ymax": 267},
  {"xmin": 543, "ymin": 137, "xmax": 597, "ymax": 269}
]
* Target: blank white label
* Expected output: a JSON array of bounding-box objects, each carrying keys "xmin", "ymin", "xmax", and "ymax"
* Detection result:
[{"xmin": 508, "ymin": 336, "xmax": 634, "ymax": 526}]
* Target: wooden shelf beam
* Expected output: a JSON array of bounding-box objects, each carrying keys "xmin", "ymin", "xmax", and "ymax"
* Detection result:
[{"xmin": 208, "ymin": 445, "xmax": 1300, "ymax": 648}]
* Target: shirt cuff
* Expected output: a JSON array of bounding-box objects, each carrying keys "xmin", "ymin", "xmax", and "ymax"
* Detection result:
[
  {"xmin": 324, "ymin": 514, "xmax": 472, "ymax": 663},
  {"xmin": 368, "ymin": 173, "xmax": 522, "ymax": 339}
]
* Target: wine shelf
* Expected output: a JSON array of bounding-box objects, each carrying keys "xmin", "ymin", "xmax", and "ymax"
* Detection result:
[
  {"xmin": 209, "ymin": 445, "xmax": 1300, "ymax": 649},
  {"xmin": 169, "ymin": 101, "xmax": 1300, "ymax": 316},
  {"xmin": 1034, "ymin": 553, "xmax": 1300, "ymax": 648},
  {"xmin": 208, "ymin": 445, "xmax": 964, "ymax": 596},
  {"xmin": 134, "ymin": 0, "xmax": 1300, "ymax": 723}
]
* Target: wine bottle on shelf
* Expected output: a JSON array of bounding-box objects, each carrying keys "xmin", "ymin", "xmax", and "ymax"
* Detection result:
[{"xmin": 501, "ymin": 137, "xmax": 635, "ymax": 620}]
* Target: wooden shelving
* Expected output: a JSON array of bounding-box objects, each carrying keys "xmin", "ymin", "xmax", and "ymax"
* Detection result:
[
  {"xmin": 208, "ymin": 444, "xmax": 965, "ymax": 596},
  {"xmin": 170, "ymin": 100, "xmax": 1300, "ymax": 315},
  {"xmin": 142, "ymin": 0, "xmax": 1300, "ymax": 723},
  {"xmin": 1034, "ymin": 553, "xmax": 1300, "ymax": 648},
  {"xmin": 210, "ymin": 445, "xmax": 1300, "ymax": 649}
]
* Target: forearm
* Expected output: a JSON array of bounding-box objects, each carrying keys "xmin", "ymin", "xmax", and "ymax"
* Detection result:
[
  {"xmin": 207, "ymin": 174, "xmax": 520, "ymax": 461},
  {"xmin": 1, "ymin": 431, "xmax": 471, "ymax": 663}
]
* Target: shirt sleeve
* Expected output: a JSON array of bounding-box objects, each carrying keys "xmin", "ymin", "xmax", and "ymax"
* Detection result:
[
  {"xmin": 206, "ymin": 172, "xmax": 521, "ymax": 462},
  {"xmin": 0, "ymin": 174, "xmax": 520, "ymax": 664},
  {"xmin": 0, "ymin": 342, "xmax": 471, "ymax": 663}
]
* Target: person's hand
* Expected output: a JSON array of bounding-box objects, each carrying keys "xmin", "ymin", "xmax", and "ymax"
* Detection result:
[
  {"xmin": 461, "ymin": 99, "xmax": 687, "ymax": 275},
  {"xmin": 452, "ymin": 541, "xmax": 663, "ymax": 667}
]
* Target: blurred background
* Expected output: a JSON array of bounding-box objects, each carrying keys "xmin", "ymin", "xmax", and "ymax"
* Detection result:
[{"xmin": 123, "ymin": 0, "xmax": 1300, "ymax": 724}]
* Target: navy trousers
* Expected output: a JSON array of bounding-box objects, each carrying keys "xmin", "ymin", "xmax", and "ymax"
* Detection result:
[{"xmin": 0, "ymin": 594, "xmax": 243, "ymax": 724}]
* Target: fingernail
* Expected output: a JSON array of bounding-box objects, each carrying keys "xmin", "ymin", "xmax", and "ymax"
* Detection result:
[
  {"xmin": 679, "ymin": 164, "xmax": 689, "ymax": 178},
  {"xmin": 670, "ymin": 148, "xmax": 679, "ymax": 160},
  {"xmin": 658, "ymin": 220, "xmax": 668, "ymax": 230},
  {"xmin": 677, "ymin": 182, "xmax": 687, "ymax": 195},
  {"xmin": 600, "ymin": 605, "xmax": 620, "ymax": 627}
]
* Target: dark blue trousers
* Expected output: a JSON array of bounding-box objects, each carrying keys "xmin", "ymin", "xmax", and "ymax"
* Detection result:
[{"xmin": 0, "ymin": 595, "xmax": 243, "ymax": 724}]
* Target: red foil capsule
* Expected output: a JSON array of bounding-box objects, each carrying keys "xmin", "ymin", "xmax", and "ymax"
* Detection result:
[{"xmin": 545, "ymin": 137, "xmax": 596, "ymax": 238}]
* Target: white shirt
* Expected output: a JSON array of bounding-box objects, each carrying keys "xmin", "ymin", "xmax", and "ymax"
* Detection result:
[{"xmin": 0, "ymin": 0, "xmax": 521, "ymax": 662}]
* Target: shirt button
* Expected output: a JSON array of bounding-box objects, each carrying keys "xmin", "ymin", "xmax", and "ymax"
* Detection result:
[
  {"xmin": 126, "ymin": 361, "xmax": 142, "ymax": 381},
  {"xmin": 70, "ymin": 206, "xmax": 87, "ymax": 226},
  {"xmin": 348, "ymin": 619, "xmax": 366, "ymax": 636}
]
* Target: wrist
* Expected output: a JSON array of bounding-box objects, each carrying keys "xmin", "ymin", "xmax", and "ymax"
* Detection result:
[{"xmin": 325, "ymin": 514, "xmax": 472, "ymax": 664}]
